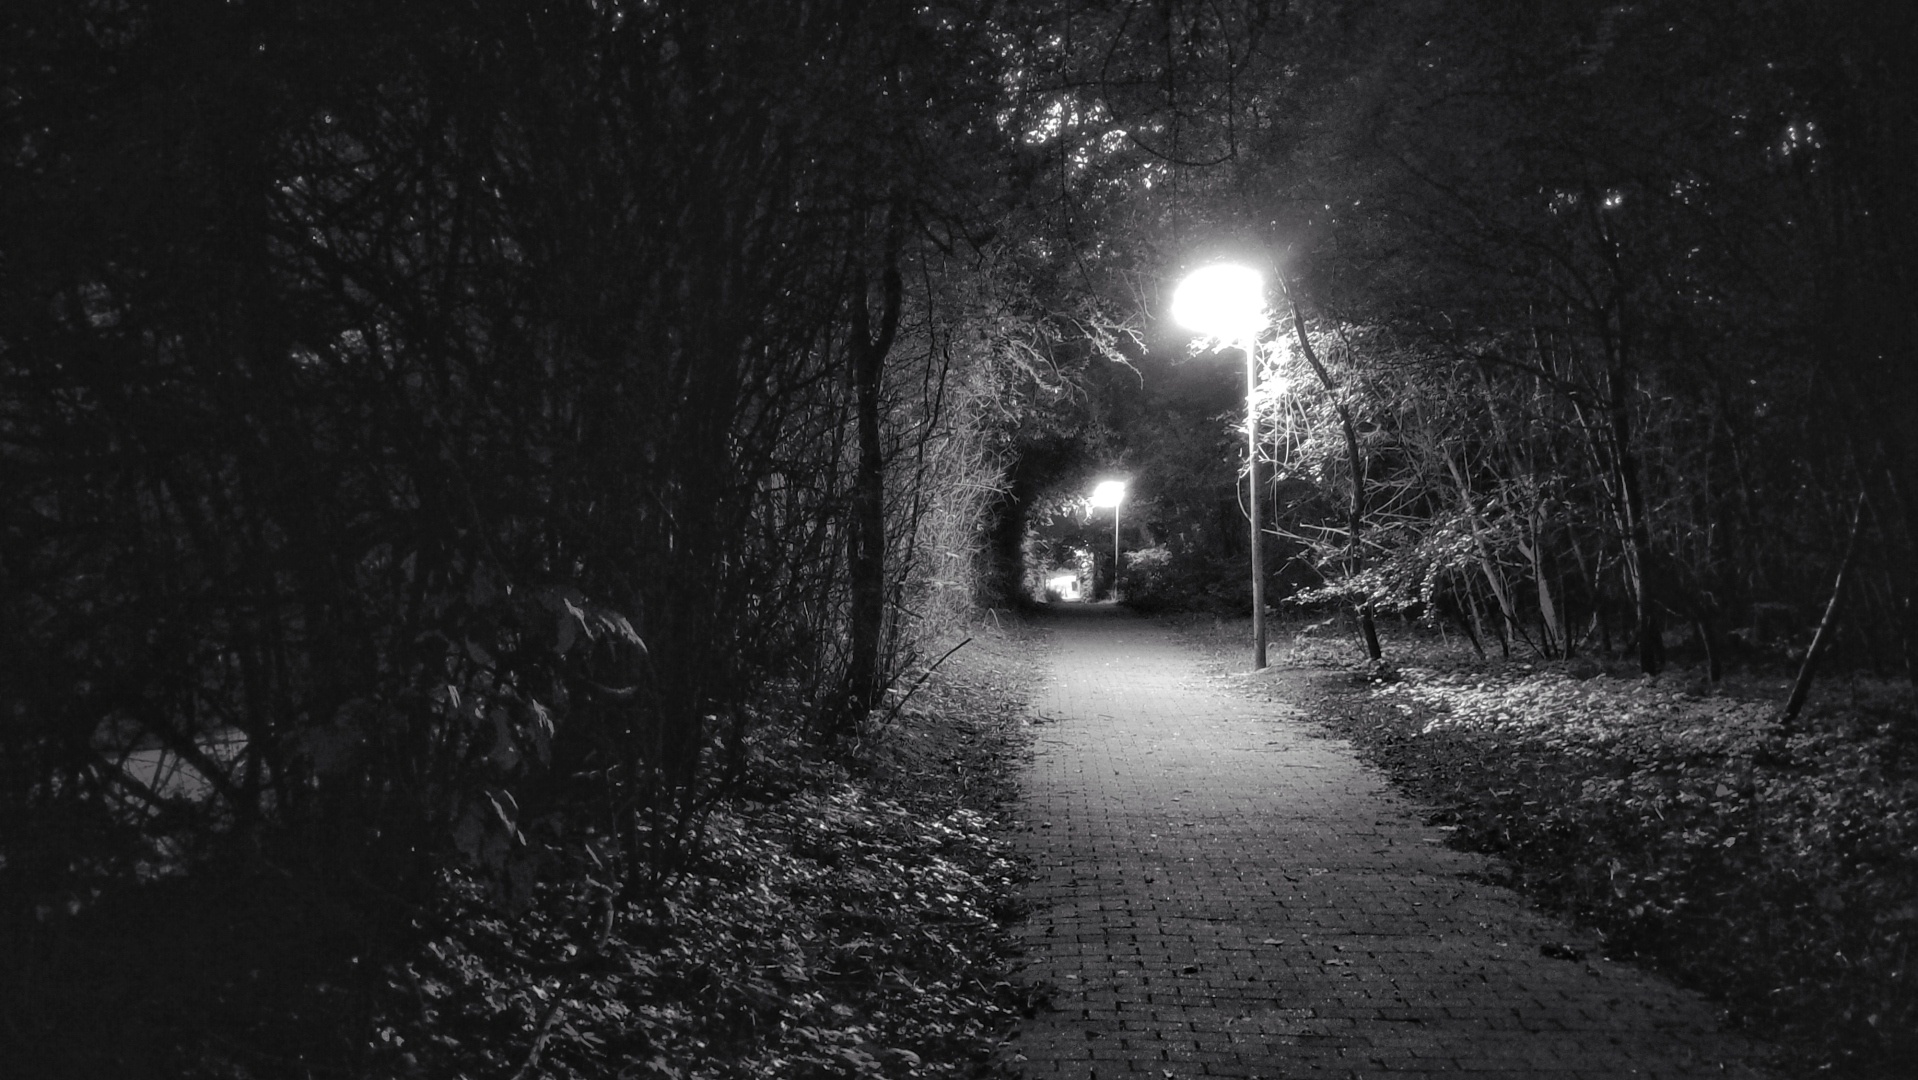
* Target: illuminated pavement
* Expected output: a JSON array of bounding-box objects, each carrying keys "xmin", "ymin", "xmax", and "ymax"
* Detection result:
[{"xmin": 1008, "ymin": 604, "xmax": 1774, "ymax": 1079}]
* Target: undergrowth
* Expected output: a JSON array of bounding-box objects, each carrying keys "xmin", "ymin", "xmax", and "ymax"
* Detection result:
[
  {"xmin": 370, "ymin": 626, "xmax": 1041, "ymax": 1079},
  {"xmin": 1176, "ymin": 613, "xmax": 1918, "ymax": 1080}
]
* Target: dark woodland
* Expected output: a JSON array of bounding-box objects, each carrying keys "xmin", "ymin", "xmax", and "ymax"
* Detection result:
[{"xmin": 2, "ymin": 1, "xmax": 1914, "ymax": 1077}]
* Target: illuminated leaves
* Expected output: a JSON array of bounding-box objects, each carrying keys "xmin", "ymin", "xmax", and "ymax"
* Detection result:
[
  {"xmin": 1328, "ymin": 658, "xmax": 1918, "ymax": 1076},
  {"xmin": 384, "ymin": 762, "xmax": 1022, "ymax": 1079}
]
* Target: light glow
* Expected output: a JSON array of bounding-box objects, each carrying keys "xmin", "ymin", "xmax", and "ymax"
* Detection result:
[
  {"xmin": 1089, "ymin": 479, "xmax": 1127, "ymax": 508},
  {"xmin": 1171, "ymin": 263, "xmax": 1266, "ymax": 340}
]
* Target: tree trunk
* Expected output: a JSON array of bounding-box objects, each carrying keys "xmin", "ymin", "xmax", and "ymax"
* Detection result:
[
  {"xmin": 842, "ymin": 246, "xmax": 902, "ymax": 731},
  {"xmin": 1601, "ymin": 336, "xmax": 1663, "ymax": 675},
  {"xmin": 1281, "ymin": 274, "xmax": 1381, "ymax": 660},
  {"xmin": 1467, "ymin": 588, "xmax": 1496, "ymax": 659},
  {"xmin": 1441, "ymin": 589, "xmax": 1485, "ymax": 659},
  {"xmin": 1693, "ymin": 617, "xmax": 1723, "ymax": 683},
  {"xmin": 1904, "ymin": 589, "xmax": 1918, "ymax": 690},
  {"xmin": 1519, "ymin": 499, "xmax": 1564, "ymax": 659},
  {"xmin": 1618, "ymin": 460, "xmax": 1664, "ymax": 674},
  {"xmin": 1446, "ymin": 455, "xmax": 1523, "ymax": 656}
]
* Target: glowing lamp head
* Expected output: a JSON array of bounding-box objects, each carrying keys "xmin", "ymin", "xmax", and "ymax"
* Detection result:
[
  {"xmin": 1171, "ymin": 263, "xmax": 1266, "ymax": 341},
  {"xmin": 1089, "ymin": 480, "xmax": 1126, "ymax": 508}
]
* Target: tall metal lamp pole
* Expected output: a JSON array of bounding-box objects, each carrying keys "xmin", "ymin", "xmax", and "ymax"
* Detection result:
[
  {"xmin": 1242, "ymin": 335, "xmax": 1266, "ymax": 668},
  {"xmin": 1090, "ymin": 479, "xmax": 1127, "ymax": 603}
]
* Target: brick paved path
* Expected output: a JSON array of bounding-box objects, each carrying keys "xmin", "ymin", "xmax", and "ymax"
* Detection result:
[{"xmin": 1010, "ymin": 605, "xmax": 1774, "ymax": 1079}]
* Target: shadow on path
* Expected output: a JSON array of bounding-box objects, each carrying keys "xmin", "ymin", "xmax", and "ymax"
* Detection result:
[{"xmin": 1009, "ymin": 608, "xmax": 1773, "ymax": 1079}]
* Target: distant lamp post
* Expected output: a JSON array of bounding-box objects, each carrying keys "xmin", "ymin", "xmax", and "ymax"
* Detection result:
[
  {"xmin": 1090, "ymin": 479, "xmax": 1127, "ymax": 601},
  {"xmin": 1172, "ymin": 263, "xmax": 1268, "ymax": 668}
]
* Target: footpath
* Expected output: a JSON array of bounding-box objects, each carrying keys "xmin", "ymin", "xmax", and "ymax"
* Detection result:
[{"xmin": 1008, "ymin": 604, "xmax": 1775, "ymax": 1079}]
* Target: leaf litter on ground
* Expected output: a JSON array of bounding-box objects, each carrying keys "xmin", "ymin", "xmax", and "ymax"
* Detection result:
[
  {"xmin": 1172, "ymin": 613, "xmax": 1918, "ymax": 1080},
  {"xmin": 373, "ymin": 620, "xmax": 1044, "ymax": 1080}
]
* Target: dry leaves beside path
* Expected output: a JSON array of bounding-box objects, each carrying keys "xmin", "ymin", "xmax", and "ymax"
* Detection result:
[
  {"xmin": 1182, "ymin": 616, "xmax": 1918, "ymax": 1079},
  {"xmin": 369, "ymin": 622, "xmax": 1046, "ymax": 1080}
]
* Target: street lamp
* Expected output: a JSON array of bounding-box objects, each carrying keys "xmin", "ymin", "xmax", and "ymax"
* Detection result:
[
  {"xmin": 1172, "ymin": 263, "xmax": 1268, "ymax": 668},
  {"xmin": 1090, "ymin": 479, "xmax": 1127, "ymax": 602}
]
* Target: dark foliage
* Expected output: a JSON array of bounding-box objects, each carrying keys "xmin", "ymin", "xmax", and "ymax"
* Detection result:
[
  {"xmin": 369, "ymin": 641, "xmax": 1035, "ymax": 1079},
  {"xmin": 2, "ymin": 0, "xmax": 1033, "ymax": 1072}
]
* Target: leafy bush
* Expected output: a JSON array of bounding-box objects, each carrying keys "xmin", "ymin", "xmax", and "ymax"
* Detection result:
[
  {"xmin": 365, "ymin": 633, "xmax": 1036, "ymax": 1080},
  {"xmin": 379, "ymin": 793, "xmax": 1019, "ymax": 1078},
  {"xmin": 1120, "ymin": 544, "xmax": 1252, "ymax": 614},
  {"xmin": 2, "ymin": 5, "xmax": 1026, "ymax": 1072}
]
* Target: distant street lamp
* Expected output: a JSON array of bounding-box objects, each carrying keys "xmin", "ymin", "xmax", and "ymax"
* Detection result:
[
  {"xmin": 1172, "ymin": 263, "xmax": 1268, "ymax": 668},
  {"xmin": 1090, "ymin": 479, "xmax": 1127, "ymax": 602}
]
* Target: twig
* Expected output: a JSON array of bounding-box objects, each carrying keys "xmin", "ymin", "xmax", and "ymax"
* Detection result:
[
  {"xmin": 877, "ymin": 637, "xmax": 972, "ymax": 730},
  {"xmin": 511, "ymin": 888, "xmax": 618, "ymax": 1080},
  {"xmin": 1782, "ymin": 488, "xmax": 1868, "ymax": 728},
  {"xmin": 511, "ymin": 993, "xmax": 568, "ymax": 1080}
]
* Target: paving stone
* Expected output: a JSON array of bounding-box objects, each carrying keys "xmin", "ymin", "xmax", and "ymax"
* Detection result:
[{"xmin": 1010, "ymin": 606, "xmax": 1775, "ymax": 1080}]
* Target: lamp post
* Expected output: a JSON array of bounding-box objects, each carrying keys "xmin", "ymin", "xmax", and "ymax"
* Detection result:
[
  {"xmin": 1090, "ymin": 479, "xmax": 1127, "ymax": 602},
  {"xmin": 1172, "ymin": 263, "xmax": 1268, "ymax": 668}
]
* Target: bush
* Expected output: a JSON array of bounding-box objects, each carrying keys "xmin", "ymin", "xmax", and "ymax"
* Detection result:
[{"xmin": 1120, "ymin": 544, "xmax": 1251, "ymax": 613}]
